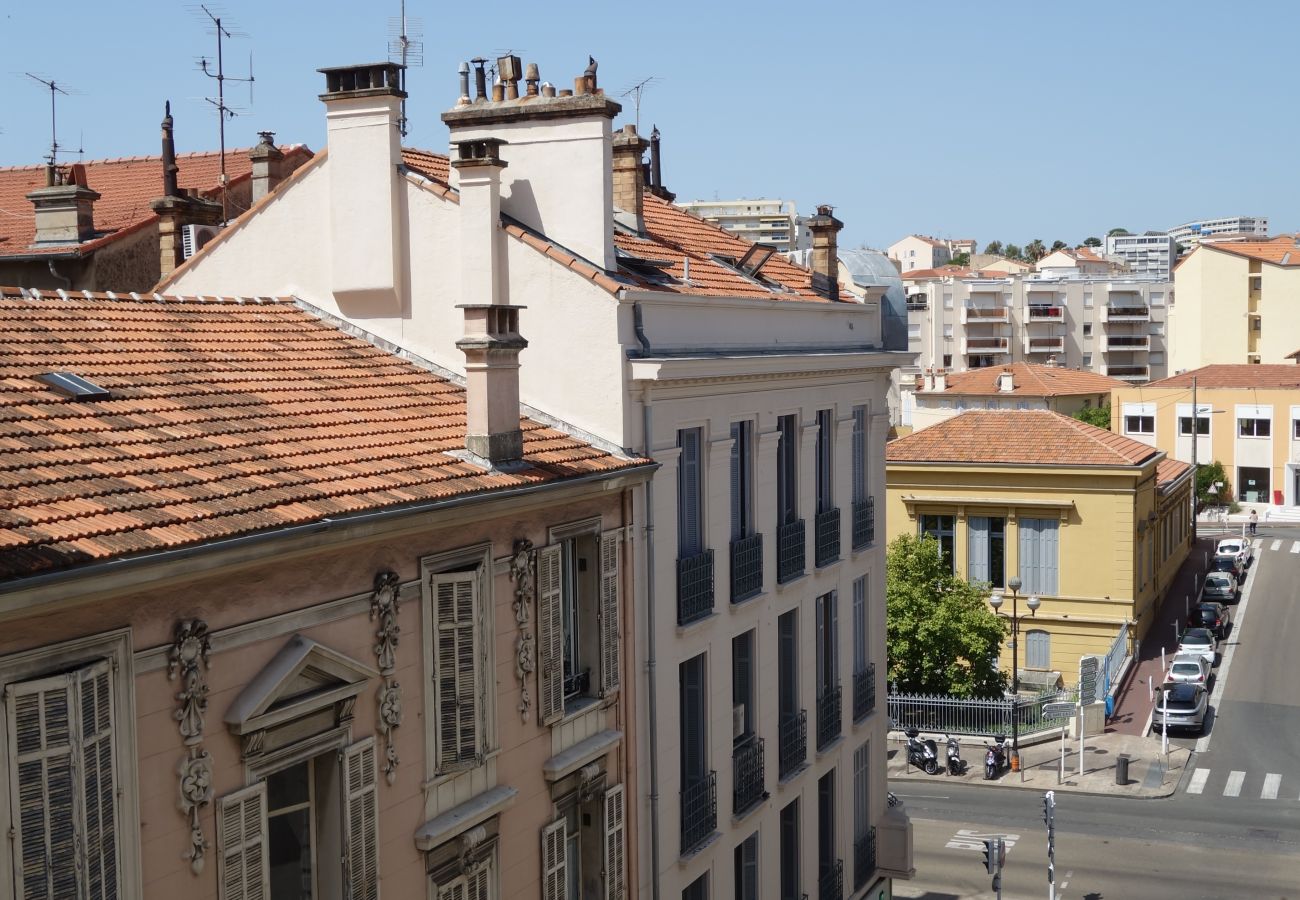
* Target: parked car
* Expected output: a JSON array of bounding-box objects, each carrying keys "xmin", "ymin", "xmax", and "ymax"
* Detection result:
[
  {"xmin": 1216, "ymin": 538, "xmax": 1253, "ymax": 568},
  {"xmin": 1202, "ymin": 571, "xmax": 1238, "ymax": 603},
  {"xmin": 1211, "ymin": 553, "xmax": 1244, "ymax": 581},
  {"xmin": 1188, "ymin": 601, "xmax": 1232, "ymax": 639},
  {"xmin": 1152, "ymin": 682, "xmax": 1208, "ymax": 734},
  {"xmin": 1166, "ymin": 652, "xmax": 1212, "ymax": 686},
  {"xmin": 1178, "ymin": 627, "xmax": 1218, "ymax": 667}
]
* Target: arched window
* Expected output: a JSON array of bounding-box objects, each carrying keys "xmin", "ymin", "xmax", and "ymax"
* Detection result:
[{"xmin": 1025, "ymin": 629, "xmax": 1051, "ymax": 670}]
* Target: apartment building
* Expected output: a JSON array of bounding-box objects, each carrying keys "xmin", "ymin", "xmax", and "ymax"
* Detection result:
[
  {"xmin": 160, "ymin": 55, "xmax": 914, "ymax": 900},
  {"xmin": 908, "ymin": 363, "xmax": 1121, "ymax": 432},
  {"xmin": 1168, "ymin": 215, "xmax": 1268, "ymax": 250},
  {"xmin": 677, "ymin": 198, "xmax": 811, "ymax": 253},
  {"xmin": 887, "ymin": 234, "xmax": 952, "ymax": 271},
  {"xmin": 1104, "ymin": 232, "xmax": 1177, "ymax": 277}
]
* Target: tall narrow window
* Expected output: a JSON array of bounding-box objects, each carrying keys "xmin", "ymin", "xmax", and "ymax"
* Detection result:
[
  {"xmin": 779, "ymin": 801, "xmax": 800, "ymax": 900},
  {"xmin": 778, "ymin": 611, "xmax": 798, "ymax": 724},
  {"xmin": 966, "ymin": 516, "xmax": 1005, "ymax": 588},
  {"xmin": 919, "ymin": 514, "xmax": 956, "ymax": 573},
  {"xmin": 680, "ymin": 654, "xmax": 708, "ymax": 784},
  {"xmin": 851, "ymin": 576, "xmax": 868, "ymax": 679},
  {"xmin": 1018, "ymin": 518, "xmax": 1059, "ymax": 596},
  {"xmin": 815, "ymin": 593, "xmax": 838, "ymax": 700},
  {"xmin": 853, "ymin": 743, "xmax": 871, "ymax": 889},
  {"xmin": 678, "ymin": 428, "xmax": 704, "ymax": 557},
  {"xmin": 777, "ymin": 415, "xmax": 798, "ymax": 525},
  {"xmin": 818, "ymin": 770, "xmax": 837, "ymax": 873},
  {"xmin": 816, "ymin": 409, "xmax": 834, "ymax": 514},
  {"xmin": 732, "ymin": 631, "xmax": 756, "ymax": 744},
  {"xmin": 683, "ymin": 873, "xmax": 708, "ymax": 900},
  {"xmin": 731, "ymin": 421, "xmax": 754, "ymax": 541},
  {"xmin": 851, "ymin": 406, "xmax": 868, "ymax": 506},
  {"xmin": 734, "ymin": 832, "xmax": 759, "ymax": 900}
]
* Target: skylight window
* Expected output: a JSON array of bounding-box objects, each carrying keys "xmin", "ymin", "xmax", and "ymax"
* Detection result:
[
  {"xmin": 38, "ymin": 372, "xmax": 111, "ymax": 401},
  {"xmin": 736, "ymin": 243, "xmax": 776, "ymax": 276}
]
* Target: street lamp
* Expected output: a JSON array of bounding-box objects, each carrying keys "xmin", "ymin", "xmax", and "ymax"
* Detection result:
[{"xmin": 990, "ymin": 576, "xmax": 1041, "ymax": 777}]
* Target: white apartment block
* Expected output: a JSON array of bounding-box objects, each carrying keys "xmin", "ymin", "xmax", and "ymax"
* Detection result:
[
  {"xmin": 1104, "ymin": 232, "xmax": 1177, "ymax": 277},
  {"xmin": 887, "ymin": 235, "xmax": 952, "ymax": 271},
  {"xmin": 1168, "ymin": 216, "xmax": 1268, "ymax": 250},
  {"xmin": 678, "ymin": 198, "xmax": 811, "ymax": 253}
]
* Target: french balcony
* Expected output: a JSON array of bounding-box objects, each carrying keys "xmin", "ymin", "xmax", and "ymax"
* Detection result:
[
  {"xmin": 853, "ymin": 663, "xmax": 877, "ymax": 722},
  {"xmin": 729, "ymin": 533, "xmax": 763, "ymax": 603},
  {"xmin": 1101, "ymin": 304, "xmax": 1150, "ymax": 323},
  {"xmin": 816, "ymin": 684, "xmax": 842, "ymax": 751},
  {"xmin": 732, "ymin": 736, "xmax": 768, "ymax": 817},
  {"xmin": 814, "ymin": 507, "xmax": 841, "ymax": 568},
  {"xmin": 819, "ymin": 859, "xmax": 844, "ymax": 900},
  {"xmin": 959, "ymin": 305, "xmax": 1009, "ymax": 324},
  {"xmin": 1025, "ymin": 336, "xmax": 1064, "ymax": 354},
  {"xmin": 961, "ymin": 336, "xmax": 1010, "ymax": 355},
  {"xmin": 676, "ymin": 549, "xmax": 715, "ymax": 625},
  {"xmin": 1026, "ymin": 303, "xmax": 1065, "ymax": 321},
  {"xmin": 1102, "ymin": 365, "xmax": 1149, "ymax": 381},
  {"xmin": 854, "ymin": 828, "xmax": 878, "ymax": 892},
  {"xmin": 851, "ymin": 497, "xmax": 875, "ymax": 550},
  {"xmin": 777, "ymin": 519, "xmax": 806, "ymax": 584},
  {"xmin": 680, "ymin": 771, "xmax": 718, "ymax": 856},
  {"xmin": 1103, "ymin": 334, "xmax": 1150, "ymax": 352},
  {"xmin": 778, "ymin": 710, "xmax": 807, "ymax": 779}
]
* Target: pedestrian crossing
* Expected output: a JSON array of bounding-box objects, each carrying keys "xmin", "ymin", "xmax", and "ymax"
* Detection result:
[
  {"xmin": 1185, "ymin": 767, "xmax": 1300, "ymax": 801},
  {"xmin": 1252, "ymin": 538, "xmax": 1300, "ymax": 554}
]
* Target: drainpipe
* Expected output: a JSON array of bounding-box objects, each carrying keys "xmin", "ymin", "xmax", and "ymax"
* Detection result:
[{"xmin": 641, "ymin": 379, "xmax": 661, "ymax": 900}]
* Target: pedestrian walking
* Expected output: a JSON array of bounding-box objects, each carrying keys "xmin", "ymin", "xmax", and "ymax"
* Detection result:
[{"xmin": 1249, "ymin": 509, "xmax": 1258, "ymax": 535}]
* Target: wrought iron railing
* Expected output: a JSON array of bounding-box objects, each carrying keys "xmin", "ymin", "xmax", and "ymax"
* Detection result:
[
  {"xmin": 887, "ymin": 686, "xmax": 1078, "ymax": 737},
  {"xmin": 853, "ymin": 664, "xmax": 876, "ymax": 722},
  {"xmin": 816, "ymin": 684, "xmax": 842, "ymax": 750},
  {"xmin": 851, "ymin": 497, "xmax": 875, "ymax": 550},
  {"xmin": 778, "ymin": 709, "xmax": 807, "ymax": 778},
  {"xmin": 854, "ymin": 827, "xmax": 877, "ymax": 891},
  {"xmin": 777, "ymin": 519, "xmax": 805, "ymax": 584},
  {"xmin": 680, "ymin": 771, "xmax": 717, "ymax": 855},
  {"xmin": 818, "ymin": 859, "xmax": 844, "ymax": 900},
  {"xmin": 676, "ymin": 549, "xmax": 715, "ymax": 625},
  {"xmin": 814, "ymin": 507, "xmax": 841, "ymax": 568},
  {"xmin": 730, "ymin": 533, "xmax": 763, "ymax": 603},
  {"xmin": 732, "ymin": 736, "xmax": 767, "ymax": 816}
]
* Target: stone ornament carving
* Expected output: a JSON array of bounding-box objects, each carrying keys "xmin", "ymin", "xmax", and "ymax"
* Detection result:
[
  {"xmin": 370, "ymin": 571, "xmax": 403, "ymax": 785},
  {"xmin": 509, "ymin": 539, "xmax": 537, "ymax": 722},
  {"xmin": 167, "ymin": 619, "xmax": 213, "ymax": 874}
]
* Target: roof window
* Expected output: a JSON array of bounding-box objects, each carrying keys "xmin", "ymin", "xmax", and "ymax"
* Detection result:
[{"xmin": 38, "ymin": 372, "xmax": 111, "ymax": 401}]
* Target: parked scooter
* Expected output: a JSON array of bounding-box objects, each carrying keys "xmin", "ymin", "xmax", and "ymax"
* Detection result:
[
  {"xmin": 904, "ymin": 727, "xmax": 940, "ymax": 774},
  {"xmin": 945, "ymin": 734, "xmax": 967, "ymax": 776},
  {"xmin": 983, "ymin": 735, "xmax": 1008, "ymax": 780}
]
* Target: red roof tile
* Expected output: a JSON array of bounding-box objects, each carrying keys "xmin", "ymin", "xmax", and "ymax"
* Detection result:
[
  {"xmin": 1156, "ymin": 457, "xmax": 1192, "ymax": 488},
  {"xmin": 0, "ymin": 288, "xmax": 644, "ymax": 582},
  {"xmin": 932, "ymin": 364, "xmax": 1122, "ymax": 397},
  {"xmin": 1144, "ymin": 364, "xmax": 1300, "ymax": 390},
  {"xmin": 1199, "ymin": 236, "xmax": 1300, "ymax": 266}
]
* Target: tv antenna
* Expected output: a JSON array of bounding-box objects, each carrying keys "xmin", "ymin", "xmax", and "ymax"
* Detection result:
[
  {"xmin": 25, "ymin": 73, "xmax": 82, "ymax": 166},
  {"xmin": 192, "ymin": 3, "xmax": 254, "ymax": 220},
  {"xmin": 387, "ymin": 0, "xmax": 424, "ymax": 137},
  {"xmin": 487, "ymin": 49, "xmax": 526, "ymax": 89},
  {"xmin": 619, "ymin": 76, "xmax": 660, "ymax": 133}
]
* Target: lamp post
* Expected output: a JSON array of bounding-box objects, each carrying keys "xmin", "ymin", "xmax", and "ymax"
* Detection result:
[{"xmin": 990, "ymin": 576, "xmax": 1041, "ymax": 777}]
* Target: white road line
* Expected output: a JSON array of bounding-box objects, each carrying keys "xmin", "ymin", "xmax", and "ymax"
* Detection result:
[
  {"xmin": 1223, "ymin": 770, "xmax": 1245, "ymax": 797},
  {"xmin": 1292, "ymin": 541, "xmax": 1300, "ymax": 554},
  {"xmin": 1262, "ymin": 773, "xmax": 1281, "ymax": 800},
  {"xmin": 1196, "ymin": 546, "xmax": 1261, "ymax": 753},
  {"xmin": 1187, "ymin": 768, "xmax": 1210, "ymax": 794},
  {"xmin": 1271, "ymin": 539, "xmax": 1282, "ymax": 551}
]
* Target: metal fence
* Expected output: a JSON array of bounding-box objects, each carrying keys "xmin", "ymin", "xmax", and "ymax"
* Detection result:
[
  {"xmin": 1101, "ymin": 621, "xmax": 1130, "ymax": 703},
  {"xmin": 886, "ymin": 686, "xmax": 1077, "ymax": 738}
]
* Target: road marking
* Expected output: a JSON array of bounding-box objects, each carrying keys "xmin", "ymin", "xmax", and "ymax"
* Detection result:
[
  {"xmin": 1187, "ymin": 768, "xmax": 1210, "ymax": 794},
  {"xmin": 1271, "ymin": 539, "xmax": 1282, "ymax": 551},
  {"xmin": 1223, "ymin": 770, "xmax": 1245, "ymax": 797},
  {"xmin": 1262, "ymin": 773, "xmax": 1281, "ymax": 800},
  {"xmin": 945, "ymin": 828, "xmax": 1019, "ymax": 851}
]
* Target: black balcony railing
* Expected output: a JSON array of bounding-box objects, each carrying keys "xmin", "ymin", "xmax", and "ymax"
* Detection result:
[
  {"xmin": 816, "ymin": 684, "xmax": 842, "ymax": 750},
  {"xmin": 851, "ymin": 497, "xmax": 875, "ymax": 550},
  {"xmin": 730, "ymin": 533, "xmax": 763, "ymax": 603},
  {"xmin": 814, "ymin": 507, "xmax": 841, "ymax": 568},
  {"xmin": 819, "ymin": 859, "xmax": 844, "ymax": 900},
  {"xmin": 778, "ymin": 709, "xmax": 807, "ymax": 779},
  {"xmin": 777, "ymin": 519, "xmax": 806, "ymax": 584},
  {"xmin": 676, "ymin": 549, "xmax": 715, "ymax": 625},
  {"xmin": 854, "ymin": 828, "xmax": 877, "ymax": 891},
  {"xmin": 732, "ymin": 736, "xmax": 767, "ymax": 816},
  {"xmin": 853, "ymin": 664, "xmax": 876, "ymax": 723},
  {"xmin": 680, "ymin": 771, "xmax": 717, "ymax": 855}
]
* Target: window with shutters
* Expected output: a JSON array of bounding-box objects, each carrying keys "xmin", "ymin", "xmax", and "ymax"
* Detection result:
[
  {"xmin": 542, "ymin": 779, "xmax": 625, "ymax": 900},
  {"xmin": 734, "ymin": 831, "xmax": 759, "ymax": 900},
  {"xmin": 815, "ymin": 409, "xmax": 834, "ymax": 514},
  {"xmin": 1025, "ymin": 630, "xmax": 1051, "ymax": 670},
  {"xmin": 776, "ymin": 415, "xmax": 799, "ymax": 524},
  {"xmin": 432, "ymin": 571, "xmax": 485, "ymax": 770},
  {"xmin": 779, "ymin": 800, "xmax": 800, "ymax": 900},
  {"xmin": 851, "ymin": 406, "xmax": 868, "ymax": 506},
  {"xmin": 730, "ymin": 420, "xmax": 754, "ymax": 541},
  {"xmin": 679, "ymin": 428, "xmax": 705, "ymax": 557},
  {"xmin": 1017, "ymin": 518, "xmax": 1059, "ymax": 596},
  {"xmin": 428, "ymin": 826, "xmax": 499, "ymax": 900},
  {"xmin": 966, "ymin": 516, "xmax": 1005, "ymax": 588}
]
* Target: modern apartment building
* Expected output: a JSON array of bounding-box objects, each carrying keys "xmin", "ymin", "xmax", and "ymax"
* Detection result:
[
  {"xmin": 1168, "ymin": 215, "xmax": 1268, "ymax": 250},
  {"xmin": 677, "ymin": 198, "xmax": 811, "ymax": 253},
  {"xmin": 1104, "ymin": 232, "xmax": 1177, "ymax": 277}
]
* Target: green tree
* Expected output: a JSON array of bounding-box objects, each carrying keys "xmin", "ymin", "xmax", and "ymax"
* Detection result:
[
  {"xmin": 1071, "ymin": 404, "xmax": 1111, "ymax": 430},
  {"xmin": 1004, "ymin": 243, "xmax": 1023, "ymax": 261},
  {"xmin": 1107, "ymin": 227, "xmax": 1130, "ymax": 237},
  {"xmin": 983, "ymin": 240, "xmax": 1004, "ymax": 256},
  {"xmin": 1196, "ymin": 460, "xmax": 1232, "ymax": 508},
  {"xmin": 1025, "ymin": 239, "xmax": 1047, "ymax": 261},
  {"xmin": 950, "ymin": 252, "xmax": 971, "ymax": 267},
  {"xmin": 886, "ymin": 534, "xmax": 1009, "ymax": 697},
  {"xmin": 1050, "ymin": 240, "xmax": 1068, "ymax": 252},
  {"xmin": 1083, "ymin": 236, "xmax": 1102, "ymax": 248}
]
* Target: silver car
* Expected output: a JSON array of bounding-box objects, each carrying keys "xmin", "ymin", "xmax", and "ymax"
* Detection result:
[
  {"xmin": 1202, "ymin": 571, "xmax": 1237, "ymax": 603},
  {"xmin": 1152, "ymin": 683, "xmax": 1208, "ymax": 734},
  {"xmin": 1166, "ymin": 653, "xmax": 1211, "ymax": 687}
]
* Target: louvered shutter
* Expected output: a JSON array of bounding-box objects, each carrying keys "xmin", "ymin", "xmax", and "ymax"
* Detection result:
[
  {"xmin": 217, "ymin": 783, "xmax": 269, "ymax": 900},
  {"xmin": 537, "ymin": 544, "xmax": 565, "ymax": 725},
  {"xmin": 466, "ymin": 866, "xmax": 490, "ymax": 900},
  {"xmin": 433, "ymin": 573, "xmax": 480, "ymax": 767},
  {"xmin": 77, "ymin": 662, "xmax": 118, "ymax": 900},
  {"xmin": 437, "ymin": 876, "xmax": 468, "ymax": 900},
  {"xmin": 852, "ymin": 406, "xmax": 867, "ymax": 504},
  {"xmin": 679, "ymin": 657, "xmax": 705, "ymax": 782},
  {"xmin": 603, "ymin": 784, "xmax": 626, "ymax": 900},
  {"xmin": 678, "ymin": 429, "xmax": 702, "ymax": 556},
  {"xmin": 732, "ymin": 633, "xmax": 752, "ymax": 737},
  {"xmin": 599, "ymin": 530, "xmax": 622, "ymax": 697},
  {"xmin": 1019, "ymin": 519, "xmax": 1039, "ymax": 596},
  {"xmin": 1041, "ymin": 520, "xmax": 1059, "ymax": 596},
  {"xmin": 968, "ymin": 517, "xmax": 989, "ymax": 583},
  {"xmin": 342, "ymin": 739, "xmax": 379, "ymax": 900},
  {"xmin": 829, "ymin": 593, "xmax": 839, "ymax": 684},
  {"xmin": 730, "ymin": 422, "xmax": 743, "ymax": 541},
  {"xmin": 541, "ymin": 818, "xmax": 567, "ymax": 900},
  {"xmin": 852, "ymin": 577, "xmax": 867, "ymax": 674},
  {"xmin": 853, "ymin": 743, "xmax": 869, "ymax": 842}
]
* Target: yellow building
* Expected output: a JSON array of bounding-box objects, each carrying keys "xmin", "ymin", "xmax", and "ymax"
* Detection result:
[
  {"xmin": 886, "ymin": 410, "xmax": 1192, "ymax": 679},
  {"xmin": 1112, "ymin": 364, "xmax": 1300, "ymax": 509},
  {"xmin": 1170, "ymin": 236, "xmax": 1300, "ymax": 371}
]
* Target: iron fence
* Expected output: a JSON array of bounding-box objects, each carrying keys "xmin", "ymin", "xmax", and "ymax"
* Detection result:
[
  {"xmin": 730, "ymin": 533, "xmax": 763, "ymax": 603},
  {"xmin": 818, "ymin": 859, "xmax": 844, "ymax": 900},
  {"xmin": 1101, "ymin": 621, "xmax": 1130, "ymax": 703},
  {"xmin": 854, "ymin": 827, "xmax": 876, "ymax": 891},
  {"xmin": 816, "ymin": 684, "xmax": 842, "ymax": 750},
  {"xmin": 732, "ymin": 736, "xmax": 767, "ymax": 816},
  {"xmin": 777, "ymin": 519, "xmax": 806, "ymax": 583},
  {"xmin": 886, "ymin": 686, "xmax": 1077, "ymax": 738},
  {"xmin": 852, "ymin": 497, "xmax": 875, "ymax": 550},
  {"xmin": 853, "ymin": 664, "xmax": 876, "ymax": 722},
  {"xmin": 778, "ymin": 709, "xmax": 807, "ymax": 778},
  {"xmin": 676, "ymin": 549, "xmax": 715, "ymax": 625},
  {"xmin": 814, "ymin": 507, "xmax": 841, "ymax": 568},
  {"xmin": 680, "ymin": 771, "xmax": 717, "ymax": 855}
]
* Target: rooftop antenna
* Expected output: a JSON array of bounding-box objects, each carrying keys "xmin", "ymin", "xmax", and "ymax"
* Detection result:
[
  {"xmin": 24, "ymin": 73, "xmax": 81, "ymax": 166},
  {"xmin": 192, "ymin": 3, "xmax": 254, "ymax": 221},
  {"xmin": 487, "ymin": 49, "xmax": 525, "ymax": 89},
  {"xmin": 619, "ymin": 76, "xmax": 660, "ymax": 133},
  {"xmin": 387, "ymin": 0, "xmax": 424, "ymax": 137}
]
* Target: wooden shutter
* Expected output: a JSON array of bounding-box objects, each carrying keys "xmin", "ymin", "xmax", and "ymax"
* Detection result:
[
  {"xmin": 739, "ymin": 835, "xmax": 758, "ymax": 900},
  {"xmin": 599, "ymin": 530, "xmax": 622, "ymax": 697},
  {"xmin": 541, "ymin": 818, "xmax": 567, "ymax": 900},
  {"xmin": 537, "ymin": 544, "xmax": 565, "ymax": 725},
  {"xmin": 217, "ymin": 783, "xmax": 269, "ymax": 900},
  {"xmin": 77, "ymin": 662, "xmax": 118, "ymax": 900},
  {"xmin": 603, "ymin": 784, "xmax": 626, "ymax": 900},
  {"xmin": 678, "ymin": 429, "xmax": 702, "ymax": 556},
  {"xmin": 1041, "ymin": 520, "xmax": 1059, "ymax": 596},
  {"xmin": 466, "ymin": 866, "xmax": 490, "ymax": 900},
  {"xmin": 967, "ymin": 517, "xmax": 989, "ymax": 583},
  {"xmin": 343, "ymin": 739, "xmax": 379, "ymax": 900},
  {"xmin": 433, "ymin": 573, "xmax": 480, "ymax": 766},
  {"xmin": 437, "ymin": 876, "xmax": 468, "ymax": 900},
  {"xmin": 1019, "ymin": 519, "xmax": 1039, "ymax": 596},
  {"xmin": 1026, "ymin": 630, "xmax": 1051, "ymax": 670}
]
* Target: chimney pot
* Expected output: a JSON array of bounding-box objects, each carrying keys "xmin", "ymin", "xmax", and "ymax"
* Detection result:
[
  {"xmin": 471, "ymin": 58, "xmax": 488, "ymax": 100},
  {"xmin": 457, "ymin": 61, "xmax": 471, "ymax": 106},
  {"xmin": 492, "ymin": 81, "xmax": 505, "ymax": 102},
  {"xmin": 248, "ymin": 131, "xmax": 286, "ymax": 203},
  {"xmin": 574, "ymin": 75, "xmax": 588, "ymax": 96},
  {"xmin": 807, "ymin": 203, "xmax": 844, "ymax": 299}
]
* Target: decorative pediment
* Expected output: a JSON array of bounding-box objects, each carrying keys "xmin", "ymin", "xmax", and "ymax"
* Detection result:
[{"xmin": 224, "ymin": 635, "xmax": 377, "ymax": 736}]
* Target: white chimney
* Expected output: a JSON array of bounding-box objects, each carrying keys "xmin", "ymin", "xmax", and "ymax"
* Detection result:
[
  {"xmin": 318, "ymin": 63, "xmax": 406, "ymax": 312},
  {"xmin": 997, "ymin": 370, "xmax": 1015, "ymax": 393},
  {"xmin": 933, "ymin": 367, "xmax": 947, "ymax": 392}
]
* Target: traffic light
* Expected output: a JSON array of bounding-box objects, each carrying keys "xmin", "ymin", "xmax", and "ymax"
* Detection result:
[{"xmin": 983, "ymin": 839, "xmax": 997, "ymax": 874}]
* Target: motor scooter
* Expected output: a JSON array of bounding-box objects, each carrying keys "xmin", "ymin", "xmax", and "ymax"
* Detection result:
[
  {"xmin": 904, "ymin": 727, "xmax": 940, "ymax": 774},
  {"xmin": 945, "ymin": 734, "xmax": 967, "ymax": 776},
  {"xmin": 983, "ymin": 735, "xmax": 1008, "ymax": 780}
]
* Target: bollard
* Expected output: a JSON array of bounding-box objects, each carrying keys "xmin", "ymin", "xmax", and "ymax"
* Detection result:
[
  {"xmin": 1116, "ymin": 754, "xmax": 1130, "ymax": 785},
  {"xmin": 1148, "ymin": 675, "xmax": 1153, "ymax": 701}
]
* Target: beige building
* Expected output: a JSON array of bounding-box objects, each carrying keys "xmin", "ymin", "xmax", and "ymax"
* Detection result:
[
  {"xmin": 676, "ymin": 198, "xmax": 810, "ymax": 253},
  {"xmin": 1169, "ymin": 237, "xmax": 1300, "ymax": 371},
  {"xmin": 1035, "ymin": 247, "xmax": 1111, "ymax": 276},
  {"xmin": 887, "ymin": 234, "xmax": 952, "ymax": 272},
  {"xmin": 909, "ymin": 363, "xmax": 1121, "ymax": 432}
]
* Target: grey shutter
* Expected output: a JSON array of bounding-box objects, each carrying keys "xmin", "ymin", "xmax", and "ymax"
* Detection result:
[
  {"xmin": 739, "ymin": 835, "xmax": 758, "ymax": 900},
  {"xmin": 537, "ymin": 544, "xmax": 565, "ymax": 725},
  {"xmin": 680, "ymin": 656, "xmax": 706, "ymax": 782},
  {"xmin": 829, "ymin": 593, "xmax": 839, "ymax": 684},
  {"xmin": 778, "ymin": 613, "xmax": 797, "ymax": 718},
  {"xmin": 678, "ymin": 429, "xmax": 702, "ymax": 556},
  {"xmin": 217, "ymin": 782, "xmax": 269, "ymax": 900},
  {"xmin": 852, "ymin": 577, "xmax": 867, "ymax": 674},
  {"xmin": 599, "ymin": 530, "xmax": 622, "ymax": 697},
  {"xmin": 815, "ymin": 595, "xmax": 826, "ymax": 698},
  {"xmin": 432, "ymin": 573, "xmax": 480, "ymax": 767},
  {"xmin": 77, "ymin": 662, "xmax": 118, "ymax": 900},
  {"xmin": 466, "ymin": 867, "xmax": 490, "ymax": 900},
  {"xmin": 730, "ymin": 422, "xmax": 743, "ymax": 541},
  {"xmin": 1025, "ymin": 631, "xmax": 1051, "ymax": 670},
  {"xmin": 852, "ymin": 406, "xmax": 866, "ymax": 504},
  {"xmin": 1041, "ymin": 520, "xmax": 1059, "ymax": 595},
  {"xmin": 541, "ymin": 818, "xmax": 567, "ymax": 900},
  {"xmin": 967, "ymin": 516, "xmax": 989, "ymax": 583},
  {"xmin": 603, "ymin": 783, "xmax": 626, "ymax": 900},
  {"xmin": 343, "ymin": 738, "xmax": 379, "ymax": 900},
  {"xmin": 853, "ymin": 744, "xmax": 869, "ymax": 842},
  {"xmin": 1019, "ymin": 519, "xmax": 1039, "ymax": 596}
]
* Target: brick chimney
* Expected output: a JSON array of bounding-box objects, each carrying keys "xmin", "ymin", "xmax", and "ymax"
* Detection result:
[
  {"xmin": 248, "ymin": 131, "xmax": 286, "ymax": 203},
  {"xmin": 318, "ymin": 63, "xmax": 406, "ymax": 312},
  {"xmin": 150, "ymin": 102, "xmax": 221, "ymax": 279},
  {"xmin": 807, "ymin": 204, "xmax": 844, "ymax": 300},
  {"xmin": 26, "ymin": 163, "xmax": 99, "ymax": 245},
  {"xmin": 611, "ymin": 123, "xmax": 648, "ymax": 233}
]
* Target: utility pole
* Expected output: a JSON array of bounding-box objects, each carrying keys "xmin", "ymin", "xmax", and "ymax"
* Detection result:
[{"xmin": 1043, "ymin": 791, "xmax": 1057, "ymax": 900}]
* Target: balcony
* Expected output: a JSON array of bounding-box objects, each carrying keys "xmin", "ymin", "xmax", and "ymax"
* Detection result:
[
  {"xmin": 777, "ymin": 519, "xmax": 806, "ymax": 584},
  {"xmin": 676, "ymin": 550, "xmax": 715, "ymax": 625},
  {"xmin": 961, "ymin": 336, "xmax": 1010, "ymax": 355},
  {"xmin": 851, "ymin": 497, "xmax": 875, "ymax": 550},
  {"xmin": 965, "ymin": 279, "xmax": 1005, "ymax": 293},
  {"xmin": 730, "ymin": 533, "xmax": 763, "ymax": 603},
  {"xmin": 1103, "ymin": 334, "xmax": 1150, "ymax": 351},
  {"xmin": 854, "ymin": 827, "xmax": 877, "ymax": 891},
  {"xmin": 1025, "ymin": 336, "xmax": 1064, "ymax": 354},
  {"xmin": 853, "ymin": 663, "xmax": 876, "ymax": 722},
  {"xmin": 819, "ymin": 859, "xmax": 844, "ymax": 900},
  {"xmin": 1102, "ymin": 365, "xmax": 1149, "ymax": 381},
  {"xmin": 816, "ymin": 684, "xmax": 842, "ymax": 750},
  {"xmin": 732, "ymin": 736, "xmax": 767, "ymax": 817},
  {"xmin": 778, "ymin": 710, "xmax": 807, "ymax": 779},
  {"xmin": 1101, "ymin": 304, "xmax": 1150, "ymax": 323},
  {"xmin": 1026, "ymin": 303, "xmax": 1064, "ymax": 321},
  {"xmin": 814, "ymin": 507, "xmax": 841, "ymax": 568},
  {"xmin": 959, "ymin": 305, "xmax": 1009, "ymax": 324},
  {"xmin": 680, "ymin": 771, "xmax": 718, "ymax": 856},
  {"xmin": 905, "ymin": 294, "xmax": 928, "ymax": 310}
]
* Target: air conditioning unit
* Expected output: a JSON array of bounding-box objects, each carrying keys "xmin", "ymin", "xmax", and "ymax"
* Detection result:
[
  {"xmin": 181, "ymin": 223, "xmax": 222, "ymax": 260},
  {"xmin": 732, "ymin": 704, "xmax": 746, "ymax": 740}
]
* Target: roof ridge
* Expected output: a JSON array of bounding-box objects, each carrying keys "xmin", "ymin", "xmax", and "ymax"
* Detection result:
[{"xmin": 1052, "ymin": 410, "xmax": 1153, "ymax": 463}]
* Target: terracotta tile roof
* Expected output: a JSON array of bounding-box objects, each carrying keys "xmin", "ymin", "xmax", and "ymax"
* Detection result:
[
  {"xmin": 1157, "ymin": 457, "xmax": 1192, "ymax": 488},
  {"xmin": 1198, "ymin": 236, "xmax": 1300, "ymax": 266},
  {"xmin": 1144, "ymin": 364, "xmax": 1300, "ymax": 390},
  {"xmin": 0, "ymin": 147, "xmax": 312, "ymax": 258},
  {"xmin": 1075, "ymin": 246, "xmax": 1104, "ymax": 262},
  {"xmin": 0, "ymin": 288, "xmax": 644, "ymax": 582},
  {"xmin": 886, "ymin": 410, "xmax": 1160, "ymax": 467},
  {"xmin": 932, "ymin": 364, "xmax": 1123, "ymax": 397},
  {"xmin": 400, "ymin": 148, "xmax": 450, "ymax": 186}
]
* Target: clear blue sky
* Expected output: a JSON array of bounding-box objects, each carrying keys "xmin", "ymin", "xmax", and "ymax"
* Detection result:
[{"xmin": 3, "ymin": 1, "xmax": 1297, "ymax": 250}]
